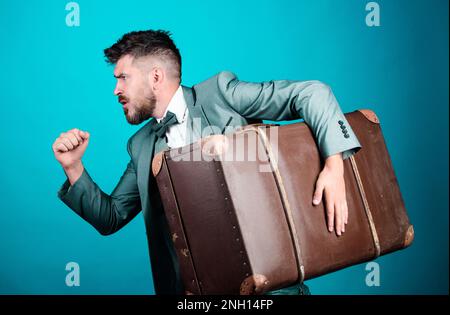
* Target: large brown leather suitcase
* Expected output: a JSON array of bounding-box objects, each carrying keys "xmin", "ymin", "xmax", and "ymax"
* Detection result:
[{"xmin": 151, "ymin": 109, "xmax": 414, "ymax": 295}]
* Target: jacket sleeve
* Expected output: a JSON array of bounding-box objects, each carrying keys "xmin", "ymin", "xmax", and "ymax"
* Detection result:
[
  {"xmin": 216, "ymin": 71, "xmax": 361, "ymax": 160},
  {"xmin": 57, "ymin": 138, "xmax": 141, "ymax": 235}
]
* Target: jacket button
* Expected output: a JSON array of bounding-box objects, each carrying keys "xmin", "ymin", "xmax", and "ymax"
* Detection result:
[
  {"xmin": 344, "ymin": 134, "xmax": 350, "ymax": 138},
  {"xmin": 338, "ymin": 120, "xmax": 344, "ymax": 125},
  {"xmin": 340, "ymin": 125, "xmax": 346, "ymax": 130}
]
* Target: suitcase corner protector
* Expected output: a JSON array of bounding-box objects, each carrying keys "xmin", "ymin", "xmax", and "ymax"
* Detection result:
[
  {"xmin": 403, "ymin": 225, "xmax": 415, "ymax": 248},
  {"xmin": 239, "ymin": 274, "xmax": 270, "ymax": 295},
  {"xmin": 358, "ymin": 109, "xmax": 380, "ymax": 124},
  {"xmin": 152, "ymin": 151, "xmax": 164, "ymax": 177}
]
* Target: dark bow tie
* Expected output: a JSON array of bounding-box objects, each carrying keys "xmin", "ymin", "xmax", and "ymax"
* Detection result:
[{"xmin": 151, "ymin": 111, "xmax": 179, "ymax": 138}]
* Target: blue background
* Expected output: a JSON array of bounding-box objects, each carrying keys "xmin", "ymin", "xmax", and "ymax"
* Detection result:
[{"xmin": 0, "ymin": 0, "xmax": 448, "ymax": 294}]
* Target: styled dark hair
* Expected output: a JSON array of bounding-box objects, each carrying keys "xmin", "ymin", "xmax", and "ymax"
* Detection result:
[{"xmin": 104, "ymin": 30, "xmax": 182, "ymax": 80}]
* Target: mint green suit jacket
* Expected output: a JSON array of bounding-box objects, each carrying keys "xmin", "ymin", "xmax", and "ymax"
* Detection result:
[{"xmin": 58, "ymin": 71, "xmax": 361, "ymax": 294}]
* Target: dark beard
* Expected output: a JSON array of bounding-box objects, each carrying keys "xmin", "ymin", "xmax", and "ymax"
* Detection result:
[{"xmin": 126, "ymin": 94, "xmax": 157, "ymax": 125}]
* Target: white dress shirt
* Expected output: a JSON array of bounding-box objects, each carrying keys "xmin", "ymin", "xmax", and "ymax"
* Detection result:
[{"xmin": 156, "ymin": 85, "xmax": 191, "ymax": 149}]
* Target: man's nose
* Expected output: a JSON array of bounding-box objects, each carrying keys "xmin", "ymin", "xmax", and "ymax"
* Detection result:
[{"xmin": 114, "ymin": 82, "xmax": 122, "ymax": 96}]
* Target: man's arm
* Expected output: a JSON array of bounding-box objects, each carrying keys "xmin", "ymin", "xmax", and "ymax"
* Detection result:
[
  {"xmin": 216, "ymin": 72, "xmax": 361, "ymax": 235},
  {"xmin": 54, "ymin": 129, "xmax": 141, "ymax": 235},
  {"xmin": 216, "ymin": 71, "xmax": 361, "ymax": 160}
]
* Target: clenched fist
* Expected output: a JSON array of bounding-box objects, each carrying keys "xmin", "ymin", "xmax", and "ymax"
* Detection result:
[{"xmin": 52, "ymin": 129, "xmax": 90, "ymax": 184}]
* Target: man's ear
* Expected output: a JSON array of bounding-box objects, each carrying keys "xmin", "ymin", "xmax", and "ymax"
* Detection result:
[{"xmin": 150, "ymin": 67, "xmax": 165, "ymax": 91}]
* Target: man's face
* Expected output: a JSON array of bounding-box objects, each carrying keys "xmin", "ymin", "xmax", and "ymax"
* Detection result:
[{"xmin": 113, "ymin": 55, "xmax": 156, "ymax": 125}]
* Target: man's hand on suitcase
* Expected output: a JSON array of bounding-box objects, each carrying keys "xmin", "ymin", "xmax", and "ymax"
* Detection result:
[
  {"xmin": 52, "ymin": 128, "xmax": 90, "ymax": 185},
  {"xmin": 312, "ymin": 153, "xmax": 348, "ymax": 236}
]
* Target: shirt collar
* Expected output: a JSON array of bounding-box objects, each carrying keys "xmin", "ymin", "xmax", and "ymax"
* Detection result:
[{"xmin": 156, "ymin": 85, "xmax": 187, "ymax": 124}]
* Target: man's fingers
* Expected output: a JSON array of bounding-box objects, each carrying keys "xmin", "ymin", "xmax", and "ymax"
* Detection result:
[
  {"xmin": 335, "ymin": 203, "xmax": 343, "ymax": 236},
  {"xmin": 69, "ymin": 129, "xmax": 83, "ymax": 143},
  {"xmin": 343, "ymin": 201, "xmax": 348, "ymax": 226},
  {"xmin": 54, "ymin": 142, "xmax": 69, "ymax": 152},
  {"xmin": 64, "ymin": 132, "xmax": 80, "ymax": 147},
  {"xmin": 53, "ymin": 129, "xmax": 89, "ymax": 155},
  {"xmin": 313, "ymin": 180, "xmax": 324, "ymax": 205},
  {"xmin": 58, "ymin": 137, "xmax": 74, "ymax": 150},
  {"xmin": 64, "ymin": 128, "xmax": 88, "ymax": 141},
  {"xmin": 79, "ymin": 130, "xmax": 90, "ymax": 140},
  {"xmin": 341, "ymin": 202, "xmax": 346, "ymax": 233},
  {"xmin": 326, "ymin": 199, "xmax": 334, "ymax": 232}
]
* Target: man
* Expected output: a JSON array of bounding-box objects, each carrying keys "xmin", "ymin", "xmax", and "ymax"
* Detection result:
[{"xmin": 53, "ymin": 30, "xmax": 361, "ymax": 295}]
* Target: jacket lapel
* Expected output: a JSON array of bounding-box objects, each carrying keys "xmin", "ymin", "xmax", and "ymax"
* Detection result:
[
  {"xmin": 137, "ymin": 120, "xmax": 157, "ymax": 216},
  {"xmin": 138, "ymin": 86, "xmax": 210, "ymax": 216},
  {"xmin": 182, "ymin": 85, "xmax": 210, "ymax": 137}
]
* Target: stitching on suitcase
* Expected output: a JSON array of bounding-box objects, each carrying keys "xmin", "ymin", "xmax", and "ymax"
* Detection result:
[
  {"xmin": 163, "ymin": 153, "xmax": 203, "ymax": 293},
  {"xmin": 252, "ymin": 126, "xmax": 306, "ymax": 284},
  {"xmin": 349, "ymin": 155, "xmax": 381, "ymax": 258},
  {"xmin": 214, "ymin": 159, "xmax": 253, "ymax": 288}
]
